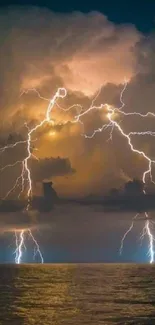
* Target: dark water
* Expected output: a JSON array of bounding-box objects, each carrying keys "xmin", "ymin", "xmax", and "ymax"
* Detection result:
[{"xmin": 0, "ymin": 264, "xmax": 155, "ymax": 325}]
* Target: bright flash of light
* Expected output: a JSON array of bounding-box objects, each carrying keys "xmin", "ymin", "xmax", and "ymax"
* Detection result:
[
  {"xmin": 14, "ymin": 230, "xmax": 25, "ymax": 264},
  {"xmin": 1, "ymin": 78, "xmax": 155, "ymax": 263},
  {"xmin": 13, "ymin": 229, "xmax": 43, "ymax": 264},
  {"xmin": 49, "ymin": 131, "xmax": 56, "ymax": 137},
  {"xmin": 70, "ymin": 78, "xmax": 155, "ymax": 263},
  {"xmin": 1, "ymin": 88, "xmax": 67, "ymax": 264},
  {"xmin": 144, "ymin": 213, "xmax": 154, "ymax": 264}
]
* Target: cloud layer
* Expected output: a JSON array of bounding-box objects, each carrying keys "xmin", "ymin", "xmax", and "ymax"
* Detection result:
[{"xmin": 1, "ymin": 7, "xmax": 155, "ymax": 198}]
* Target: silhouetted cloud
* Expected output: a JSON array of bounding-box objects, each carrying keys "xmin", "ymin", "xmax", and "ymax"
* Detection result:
[{"xmin": 31, "ymin": 157, "xmax": 75, "ymax": 182}]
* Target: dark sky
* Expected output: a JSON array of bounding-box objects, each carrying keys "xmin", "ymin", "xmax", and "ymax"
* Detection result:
[{"xmin": 0, "ymin": 0, "xmax": 155, "ymax": 33}]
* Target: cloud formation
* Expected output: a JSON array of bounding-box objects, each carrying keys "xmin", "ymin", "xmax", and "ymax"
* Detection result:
[
  {"xmin": 0, "ymin": 7, "xmax": 140, "ymax": 120},
  {"xmin": 1, "ymin": 7, "xmax": 155, "ymax": 198},
  {"xmin": 31, "ymin": 157, "xmax": 75, "ymax": 182}
]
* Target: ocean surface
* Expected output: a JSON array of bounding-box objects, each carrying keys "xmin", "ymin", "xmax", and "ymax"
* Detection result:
[{"xmin": 0, "ymin": 264, "xmax": 155, "ymax": 325}]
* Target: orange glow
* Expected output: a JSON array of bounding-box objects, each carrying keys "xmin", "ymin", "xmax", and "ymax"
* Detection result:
[{"xmin": 49, "ymin": 131, "xmax": 57, "ymax": 137}]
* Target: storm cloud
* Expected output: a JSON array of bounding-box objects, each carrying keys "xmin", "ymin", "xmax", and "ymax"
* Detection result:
[{"xmin": 1, "ymin": 7, "xmax": 155, "ymax": 198}]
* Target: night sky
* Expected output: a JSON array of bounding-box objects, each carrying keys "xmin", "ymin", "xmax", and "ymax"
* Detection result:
[
  {"xmin": 0, "ymin": 0, "xmax": 155, "ymax": 33},
  {"xmin": 0, "ymin": 0, "xmax": 155, "ymax": 263}
]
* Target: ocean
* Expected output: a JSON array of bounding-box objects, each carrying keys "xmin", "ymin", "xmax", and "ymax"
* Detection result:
[{"xmin": 0, "ymin": 264, "xmax": 155, "ymax": 325}]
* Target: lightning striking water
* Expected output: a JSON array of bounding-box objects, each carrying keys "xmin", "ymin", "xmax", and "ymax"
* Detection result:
[
  {"xmin": 14, "ymin": 230, "xmax": 25, "ymax": 264},
  {"xmin": 54, "ymin": 78, "xmax": 154, "ymax": 262},
  {"xmin": 119, "ymin": 213, "xmax": 140, "ymax": 255},
  {"xmin": 28, "ymin": 229, "xmax": 44, "ymax": 263},
  {"xmin": 13, "ymin": 229, "xmax": 43, "ymax": 264},
  {"xmin": 1, "ymin": 88, "xmax": 67, "ymax": 263},
  {"xmin": 72, "ymin": 79, "xmax": 155, "ymax": 263},
  {"xmin": 1, "ymin": 79, "xmax": 155, "ymax": 263},
  {"xmin": 145, "ymin": 213, "xmax": 154, "ymax": 263}
]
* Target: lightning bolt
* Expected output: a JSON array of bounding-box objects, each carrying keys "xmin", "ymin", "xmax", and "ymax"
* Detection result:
[
  {"xmin": 73, "ymin": 79, "xmax": 155, "ymax": 263},
  {"xmin": 1, "ymin": 79, "xmax": 155, "ymax": 263},
  {"xmin": 119, "ymin": 213, "xmax": 140, "ymax": 255},
  {"xmin": 13, "ymin": 229, "xmax": 43, "ymax": 264},
  {"xmin": 144, "ymin": 213, "xmax": 154, "ymax": 263},
  {"xmin": 24, "ymin": 81, "xmax": 155, "ymax": 263},
  {"xmin": 1, "ymin": 88, "xmax": 67, "ymax": 263},
  {"xmin": 107, "ymin": 103, "xmax": 155, "ymax": 263},
  {"xmin": 14, "ymin": 230, "xmax": 25, "ymax": 264},
  {"xmin": 28, "ymin": 229, "xmax": 44, "ymax": 263}
]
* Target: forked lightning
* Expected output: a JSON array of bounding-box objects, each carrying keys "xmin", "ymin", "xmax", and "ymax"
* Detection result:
[{"xmin": 1, "ymin": 80, "xmax": 155, "ymax": 263}]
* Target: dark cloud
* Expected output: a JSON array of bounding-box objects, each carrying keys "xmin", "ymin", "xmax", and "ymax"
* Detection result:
[
  {"xmin": 30, "ymin": 156, "xmax": 75, "ymax": 182},
  {"xmin": 0, "ymin": 7, "xmax": 140, "ymax": 121},
  {"xmin": 0, "ymin": 204, "xmax": 133, "ymax": 232},
  {"xmin": 1, "ymin": 7, "xmax": 155, "ymax": 198}
]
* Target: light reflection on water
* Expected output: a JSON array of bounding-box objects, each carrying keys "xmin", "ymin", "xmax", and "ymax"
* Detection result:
[{"xmin": 0, "ymin": 264, "xmax": 155, "ymax": 324}]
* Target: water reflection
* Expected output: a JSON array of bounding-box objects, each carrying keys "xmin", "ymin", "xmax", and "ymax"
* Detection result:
[{"xmin": 0, "ymin": 264, "xmax": 155, "ymax": 324}]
